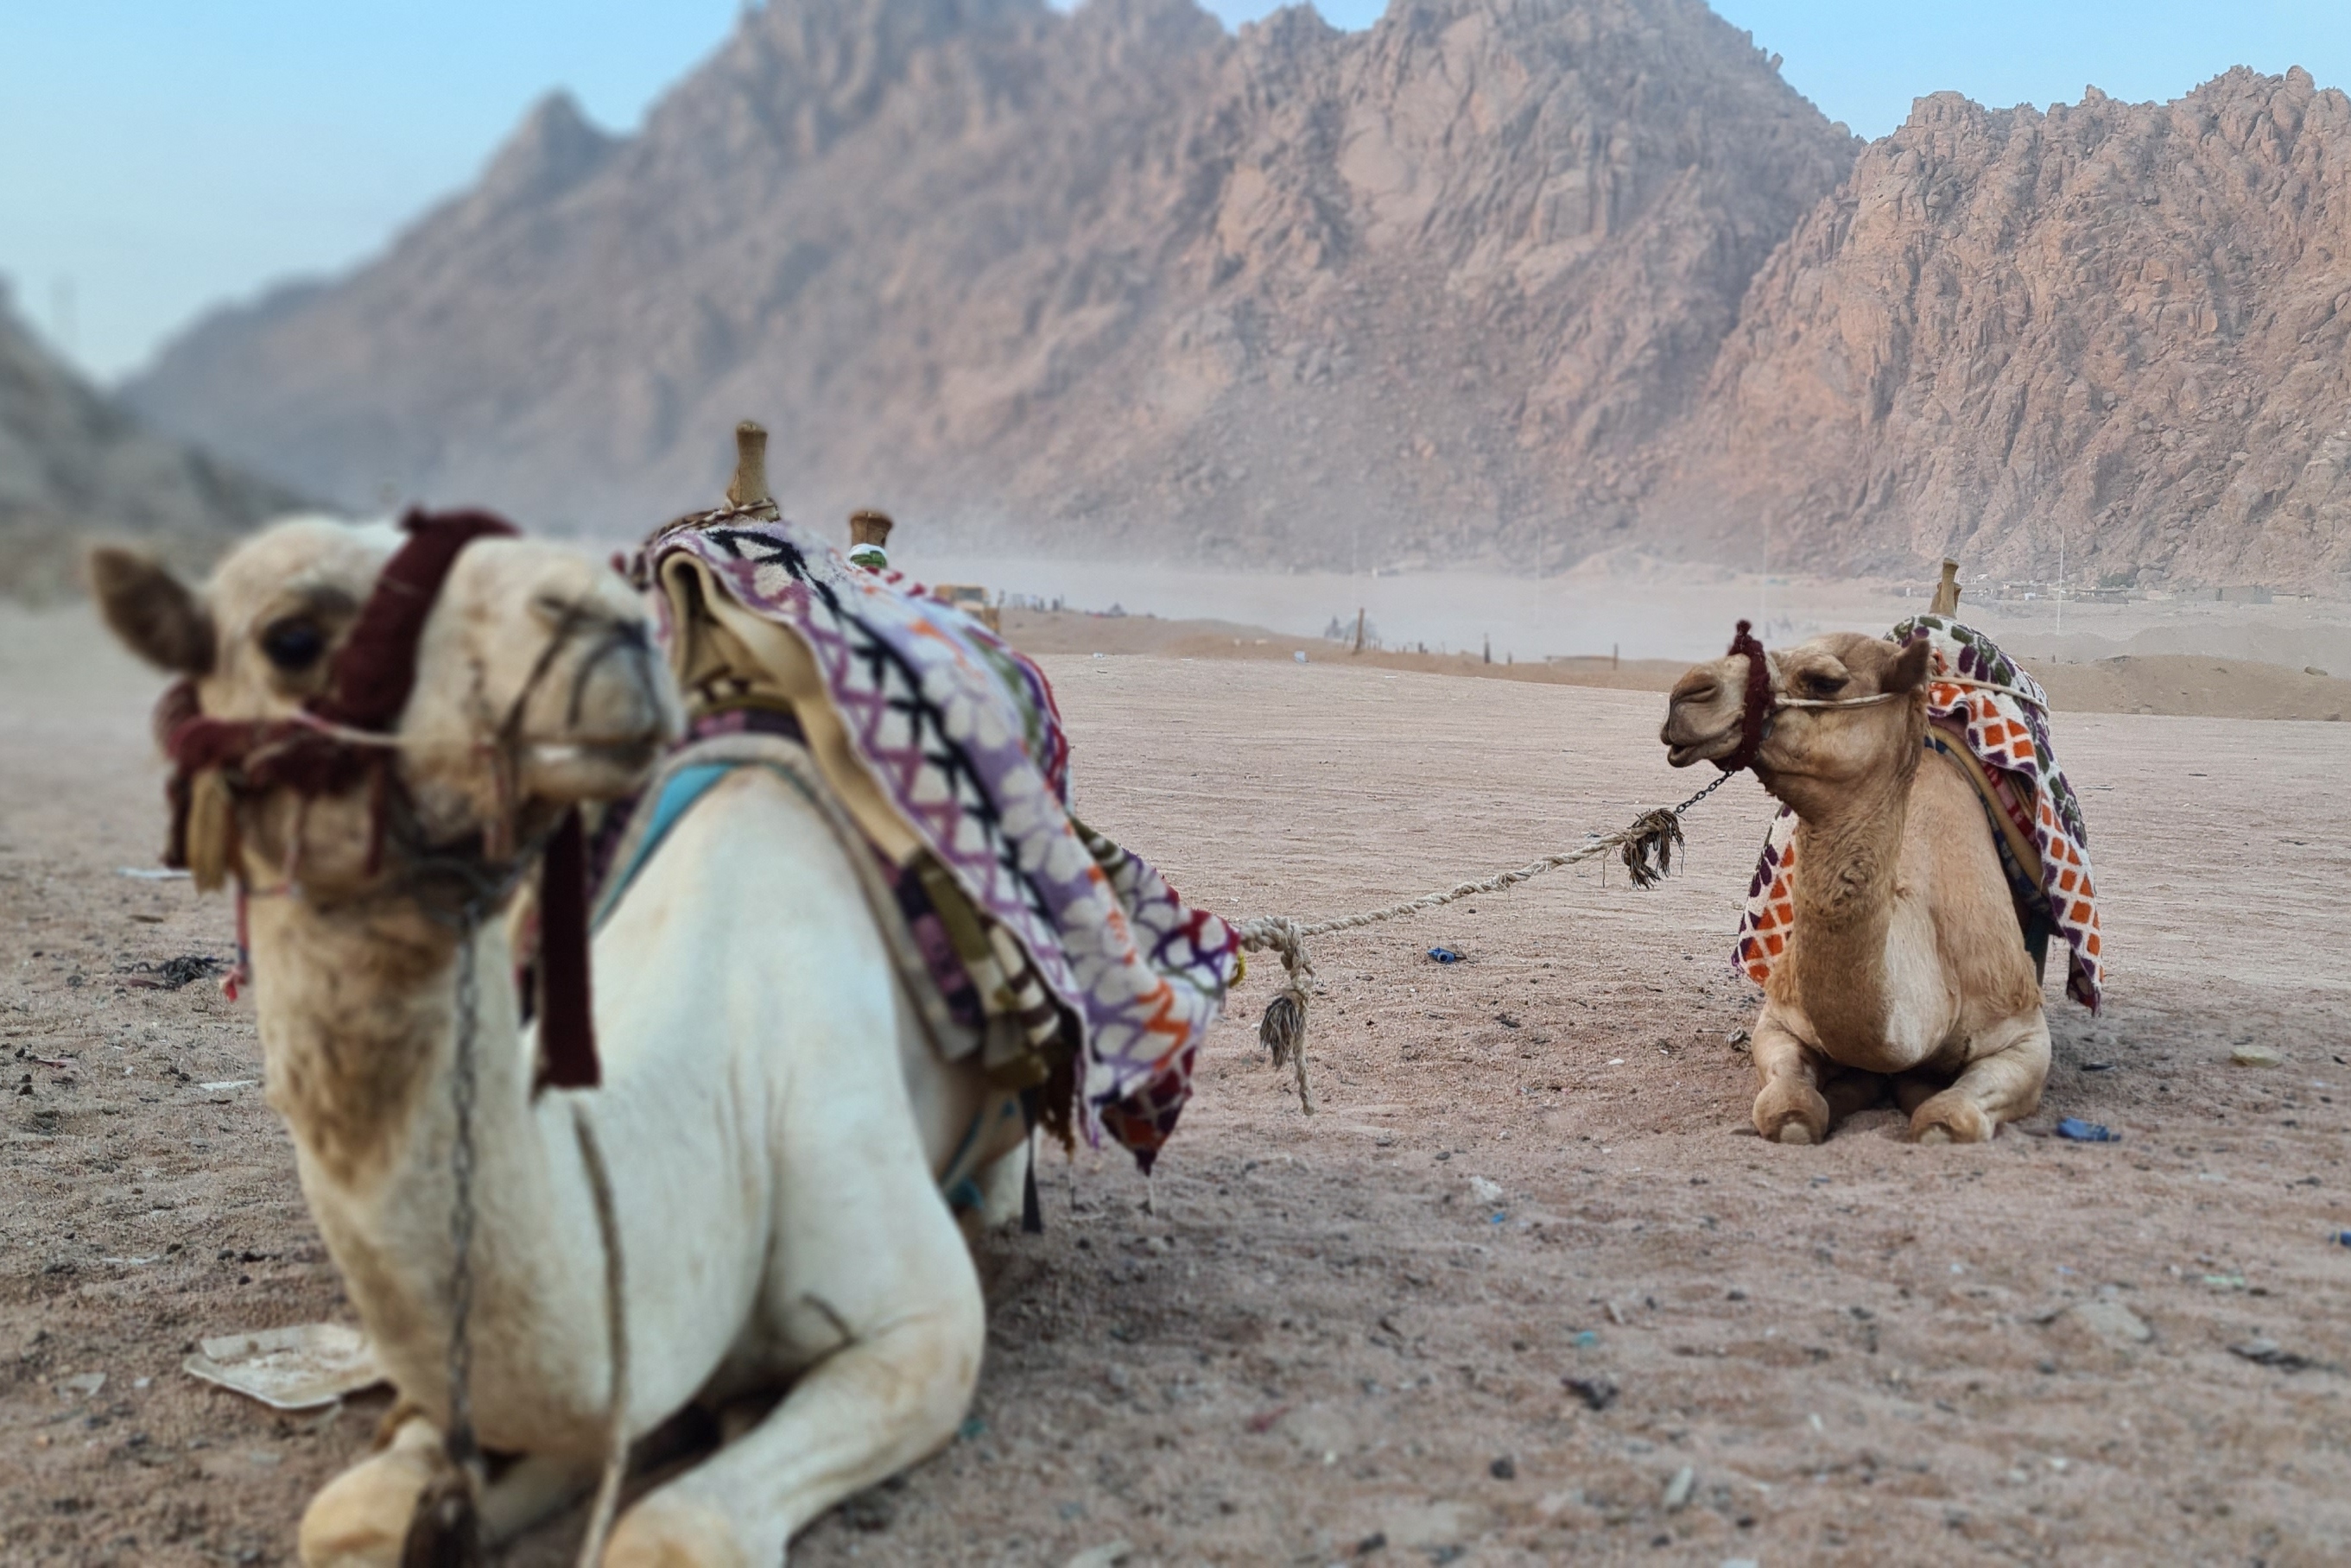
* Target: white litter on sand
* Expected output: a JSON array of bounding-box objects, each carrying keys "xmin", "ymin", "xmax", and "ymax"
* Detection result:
[{"xmin": 182, "ymin": 1324, "xmax": 384, "ymax": 1411}]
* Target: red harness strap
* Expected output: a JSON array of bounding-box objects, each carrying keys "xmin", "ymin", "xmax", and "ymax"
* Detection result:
[{"xmin": 1720, "ymin": 619, "xmax": 1773, "ymax": 775}]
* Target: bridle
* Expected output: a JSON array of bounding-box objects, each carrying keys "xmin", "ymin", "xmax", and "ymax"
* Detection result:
[
  {"xmin": 156, "ymin": 508, "xmax": 603, "ymax": 1091},
  {"xmin": 1717, "ymin": 617, "xmax": 1906, "ymax": 774}
]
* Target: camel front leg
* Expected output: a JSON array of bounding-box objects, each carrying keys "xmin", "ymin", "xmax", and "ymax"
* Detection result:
[
  {"xmin": 602, "ymin": 1080, "xmax": 986, "ymax": 1568},
  {"xmin": 1749, "ymin": 1007, "xmax": 1885, "ymax": 1145},
  {"xmin": 974, "ymin": 1135, "xmax": 1032, "ymax": 1231},
  {"xmin": 299, "ymin": 1414, "xmax": 594, "ymax": 1567},
  {"xmin": 601, "ymin": 1282, "xmax": 984, "ymax": 1567},
  {"xmin": 1750, "ymin": 1008, "xmax": 1834, "ymax": 1145},
  {"xmin": 1912, "ymin": 1010, "xmax": 2050, "ymax": 1144}
]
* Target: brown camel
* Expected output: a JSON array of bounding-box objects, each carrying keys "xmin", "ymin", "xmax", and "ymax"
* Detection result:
[{"xmin": 1660, "ymin": 631, "xmax": 2050, "ymax": 1144}]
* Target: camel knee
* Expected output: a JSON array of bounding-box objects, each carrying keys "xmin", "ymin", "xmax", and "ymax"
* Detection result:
[
  {"xmin": 1911, "ymin": 1092, "xmax": 1994, "ymax": 1144},
  {"xmin": 603, "ymin": 1491, "xmax": 751, "ymax": 1568},
  {"xmin": 298, "ymin": 1419, "xmax": 440, "ymax": 1568}
]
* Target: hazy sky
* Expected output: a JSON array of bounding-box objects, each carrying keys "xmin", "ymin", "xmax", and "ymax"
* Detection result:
[{"xmin": 3, "ymin": 1, "xmax": 2345, "ymax": 383}]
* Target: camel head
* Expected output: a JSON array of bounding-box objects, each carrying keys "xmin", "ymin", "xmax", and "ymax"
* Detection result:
[
  {"xmin": 90, "ymin": 513, "xmax": 680, "ymax": 902},
  {"xmin": 1661, "ymin": 630, "xmax": 1930, "ymax": 800}
]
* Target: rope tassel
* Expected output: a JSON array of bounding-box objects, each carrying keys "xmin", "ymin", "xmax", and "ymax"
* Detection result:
[
  {"xmin": 1258, "ymin": 989, "xmax": 1309, "ymax": 1085},
  {"xmin": 1617, "ymin": 808, "xmax": 1685, "ymax": 890},
  {"xmin": 1233, "ymin": 777, "xmax": 1729, "ymax": 1112}
]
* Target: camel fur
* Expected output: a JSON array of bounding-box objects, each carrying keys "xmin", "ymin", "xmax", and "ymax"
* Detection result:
[
  {"xmin": 92, "ymin": 517, "xmax": 1031, "ymax": 1566},
  {"xmin": 1660, "ymin": 631, "xmax": 2050, "ymax": 1145}
]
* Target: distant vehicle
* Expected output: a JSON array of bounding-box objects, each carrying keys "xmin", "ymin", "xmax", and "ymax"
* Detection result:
[{"xmin": 934, "ymin": 582, "xmax": 1001, "ymax": 632}]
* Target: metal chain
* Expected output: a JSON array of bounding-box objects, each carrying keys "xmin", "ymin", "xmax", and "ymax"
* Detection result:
[
  {"xmin": 442, "ymin": 904, "xmax": 484, "ymax": 1475},
  {"xmin": 1671, "ymin": 768, "xmax": 1733, "ymax": 816}
]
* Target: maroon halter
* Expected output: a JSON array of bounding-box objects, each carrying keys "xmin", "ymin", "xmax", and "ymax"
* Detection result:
[
  {"xmin": 1720, "ymin": 618, "xmax": 1774, "ymax": 774},
  {"xmin": 157, "ymin": 509, "xmax": 602, "ymax": 1092},
  {"xmin": 159, "ymin": 510, "xmax": 520, "ymax": 864}
]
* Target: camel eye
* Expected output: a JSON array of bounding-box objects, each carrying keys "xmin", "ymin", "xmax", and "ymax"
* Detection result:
[
  {"xmin": 260, "ymin": 616, "xmax": 328, "ymax": 673},
  {"xmin": 1802, "ymin": 670, "xmax": 1848, "ymax": 698}
]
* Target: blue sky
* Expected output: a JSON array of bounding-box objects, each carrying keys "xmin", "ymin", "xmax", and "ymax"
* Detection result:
[{"xmin": 3, "ymin": 1, "xmax": 2345, "ymax": 383}]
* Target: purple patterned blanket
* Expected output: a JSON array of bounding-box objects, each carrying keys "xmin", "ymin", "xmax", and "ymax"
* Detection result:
[{"xmin": 644, "ymin": 516, "xmax": 1239, "ymax": 1167}]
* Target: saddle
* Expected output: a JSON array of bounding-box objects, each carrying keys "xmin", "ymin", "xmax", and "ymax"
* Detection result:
[{"xmin": 593, "ymin": 509, "xmax": 1239, "ymax": 1171}]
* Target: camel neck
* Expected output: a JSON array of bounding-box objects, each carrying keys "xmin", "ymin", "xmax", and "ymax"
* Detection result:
[
  {"xmin": 1772, "ymin": 751, "xmax": 1917, "ymax": 1052},
  {"xmin": 244, "ymin": 892, "xmax": 607, "ymax": 1441},
  {"xmin": 247, "ymin": 895, "xmax": 529, "ymax": 1186}
]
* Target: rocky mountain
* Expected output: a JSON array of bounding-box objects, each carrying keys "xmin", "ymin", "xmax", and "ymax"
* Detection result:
[
  {"xmin": 124, "ymin": 0, "xmax": 1854, "ymax": 568},
  {"xmin": 0, "ymin": 285, "xmax": 301, "ymax": 597},
  {"xmin": 1652, "ymin": 66, "xmax": 2351, "ymax": 590},
  {"xmin": 120, "ymin": 0, "xmax": 2351, "ymax": 588}
]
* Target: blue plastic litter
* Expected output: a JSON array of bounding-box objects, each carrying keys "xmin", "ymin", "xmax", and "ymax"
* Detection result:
[
  {"xmin": 2336, "ymin": 1231, "xmax": 2351, "ymax": 1249},
  {"xmin": 1489, "ymin": 1212, "xmax": 1507, "ymax": 1224},
  {"xmin": 1571, "ymin": 1330, "xmax": 1600, "ymax": 1348},
  {"xmin": 2055, "ymin": 1117, "xmax": 2117, "ymax": 1143},
  {"xmin": 1428, "ymin": 947, "xmax": 1465, "ymax": 964}
]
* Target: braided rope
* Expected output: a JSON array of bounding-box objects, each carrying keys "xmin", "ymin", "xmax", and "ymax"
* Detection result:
[{"xmin": 1233, "ymin": 771, "xmax": 1732, "ymax": 1114}]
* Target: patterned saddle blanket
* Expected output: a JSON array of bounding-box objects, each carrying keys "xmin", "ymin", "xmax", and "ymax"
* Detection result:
[
  {"xmin": 630, "ymin": 514, "xmax": 1240, "ymax": 1168},
  {"xmin": 1733, "ymin": 616, "xmax": 2104, "ymax": 1012}
]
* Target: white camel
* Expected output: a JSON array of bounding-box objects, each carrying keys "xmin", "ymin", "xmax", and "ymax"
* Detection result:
[{"xmin": 92, "ymin": 515, "xmax": 1030, "ymax": 1565}]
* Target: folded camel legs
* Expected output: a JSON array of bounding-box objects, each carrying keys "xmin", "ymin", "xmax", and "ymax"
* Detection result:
[
  {"xmin": 1908, "ymin": 1010, "xmax": 2051, "ymax": 1145},
  {"xmin": 297, "ymin": 1415, "xmax": 593, "ymax": 1567},
  {"xmin": 1748, "ymin": 1012, "xmax": 1838, "ymax": 1145},
  {"xmin": 1749, "ymin": 1010, "xmax": 1893, "ymax": 1146}
]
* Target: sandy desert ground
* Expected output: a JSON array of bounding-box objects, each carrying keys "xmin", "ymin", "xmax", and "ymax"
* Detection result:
[
  {"xmin": 903, "ymin": 550, "xmax": 2351, "ymax": 677},
  {"xmin": 6, "ymin": 601, "xmax": 2351, "ymax": 1566}
]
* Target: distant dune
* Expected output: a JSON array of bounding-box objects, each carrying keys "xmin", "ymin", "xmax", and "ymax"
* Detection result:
[{"xmin": 1002, "ymin": 605, "xmax": 2351, "ymax": 721}]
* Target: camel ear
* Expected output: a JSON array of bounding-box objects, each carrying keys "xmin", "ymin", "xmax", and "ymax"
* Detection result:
[
  {"xmin": 1888, "ymin": 637, "xmax": 1931, "ymax": 694},
  {"xmin": 88, "ymin": 547, "xmax": 215, "ymax": 674}
]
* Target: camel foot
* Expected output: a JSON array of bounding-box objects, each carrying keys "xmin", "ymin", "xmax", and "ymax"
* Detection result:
[
  {"xmin": 299, "ymin": 1422, "xmax": 440, "ymax": 1567},
  {"xmin": 1755, "ymin": 1091, "xmax": 1829, "ymax": 1147},
  {"xmin": 1911, "ymin": 1093, "xmax": 1994, "ymax": 1144},
  {"xmin": 605, "ymin": 1492, "xmax": 753, "ymax": 1568}
]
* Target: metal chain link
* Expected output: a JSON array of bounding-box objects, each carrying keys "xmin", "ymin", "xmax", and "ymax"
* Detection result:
[{"xmin": 442, "ymin": 904, "xmax": 484, "ymax": 1474}]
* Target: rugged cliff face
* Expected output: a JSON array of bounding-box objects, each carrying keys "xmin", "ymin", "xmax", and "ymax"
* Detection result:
[
  {"xmin": 124, "ymin": 0, "xmax": 1853, "ymax": 567},
  {"xmin": 118, "ymin": 1, "xmax": 2349, "ymax": 586},
  {"xmin": 1656, "ymin": 67, "xmax": 2351, "ymax": 589},
  {"xmin": 0, "ymin": 288, "xmax": 300, "ymax": 595}
]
